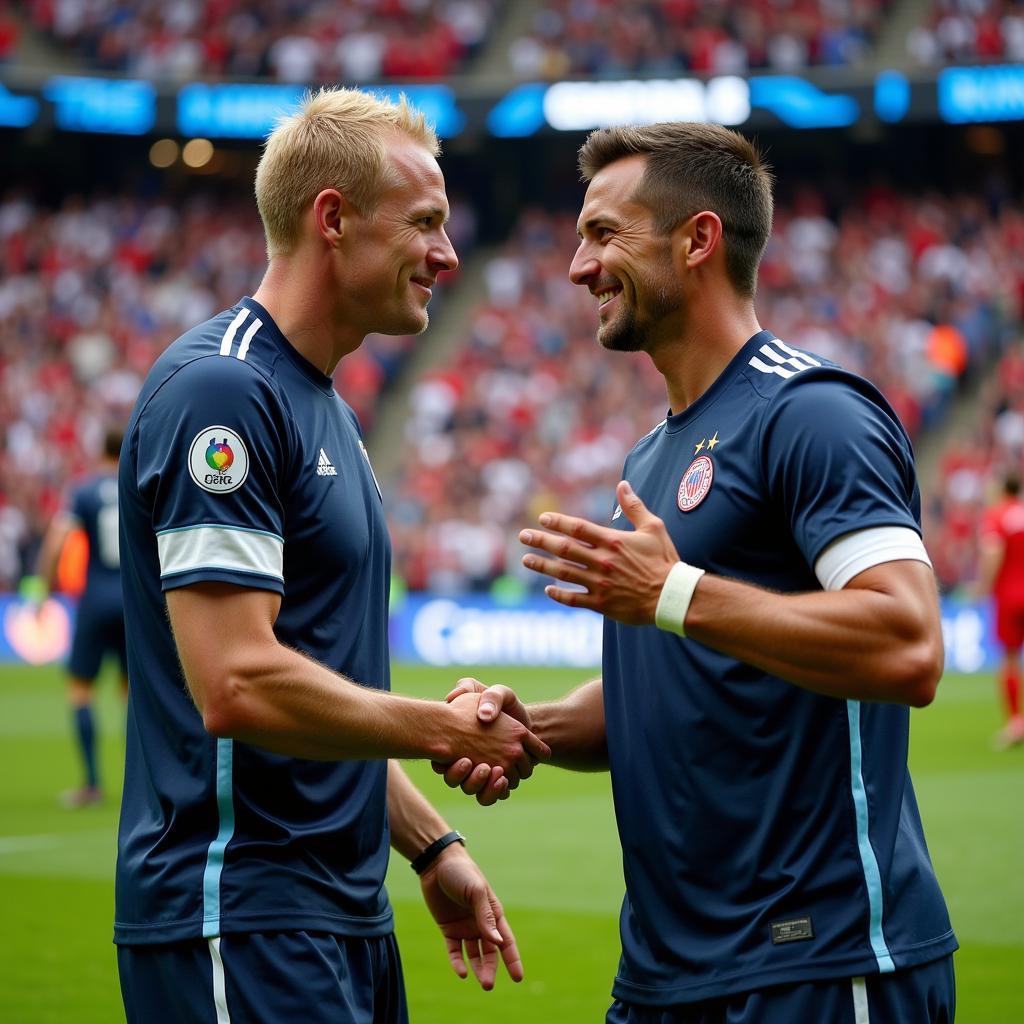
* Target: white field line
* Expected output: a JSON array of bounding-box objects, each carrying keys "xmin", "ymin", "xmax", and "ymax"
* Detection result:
[{"xmin": 0, "ymin": 831, "xmax": 111, "ymax": 855}]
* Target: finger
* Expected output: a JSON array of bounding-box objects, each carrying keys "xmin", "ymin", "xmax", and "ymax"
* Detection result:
[
  {"xmin": 495, "ymin": 915, "xmax": 524, "ymax": 982},
  {"xmin": 471, "ymin": 942, "xmax": 499, "ymax": 991},
  {"xmin": 519, "ymin": 528, "xmax": 597, "ymax": 570},
  {"xmin": 445, "ymin": 936, "xmax": 468, "ymax": 979},
  {"xmin": 534, "ymin": 510, "xmax": 613, "ymax": 547},
  {"xmin": 520, "ymin": 551, "xmax": 591, "ymax": 588},
  {"xmin": 522, "ymin": 729, "xmax": 551, "ymax": 763},
  {"xmin": 459, "ymin": 763, "xmax": 493, "ymax": 796},
  {"xmin": 476, "ymin": 773, "xmax": 509, "ymax": 807},
  {"xmin": 445, "ymin": 677, "xmax": 485, "ymax": 703},
  {"xmin": 468, "ymin": 877, "xmax": 504, "ymax": 947},
  {"xmin": 434, "ymin": 757, "xmax": 473, "ymax": 784},
  {"xmin": 617, "ymin": 479, "xmax": 657, "ymax": 528},
  {"xmin": 541, "ymin": 584, "xmax": 598, "ymax": 611},
  {"xmin": 477, "ymin": 685, "xmax": 519, "ymax": 722}
]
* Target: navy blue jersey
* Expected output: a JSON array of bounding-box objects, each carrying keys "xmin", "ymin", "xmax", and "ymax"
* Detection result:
[
  {"xmin": 604, "ymin": 331, "xmax": 956, "ymax": 1005},
  {"xmin": 68, "ymin": 471, "xmax": 122, "ymax": 612},
  {"xmin": 115, "ymin": 297, "xmax": 393, "ymax": 945}
]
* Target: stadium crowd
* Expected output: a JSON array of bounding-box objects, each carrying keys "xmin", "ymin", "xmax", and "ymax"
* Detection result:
[
  {"xmin": 0, "ymin": 190, "xmax": 471, "ymax": 589},
  {"xmin": 389, "ymin": 187, "xmax": 1023, "ymax": 593},
  {"xmin": 908, "ymin": 0, "xmax": 1024, "ymax": 66},
  {"xmin": 22, "ymin": 0, "xmax": 497, "ymax": 81},
  {"xmin": 2, "ymin": 184, "xmax": 1020, "ymax": 595},
  {"xmin": 507, "ymin": 0, "xmax": 893, "ymax": 79}
]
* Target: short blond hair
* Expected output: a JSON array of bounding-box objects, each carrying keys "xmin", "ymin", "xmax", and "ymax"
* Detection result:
[{"xmin": 255, "ymin": 87, "xmax": 439, "ymax": 257}]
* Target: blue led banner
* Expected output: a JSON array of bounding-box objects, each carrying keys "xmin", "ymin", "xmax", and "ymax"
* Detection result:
[{"xmin": 0, "ymin": 594, "xmax": 990, "ymax": 671}]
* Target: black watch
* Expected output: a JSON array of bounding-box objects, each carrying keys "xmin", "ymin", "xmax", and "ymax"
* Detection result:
[{"xmin": 410, "ymin": 830, "xmax": 466, "ymax": 875}]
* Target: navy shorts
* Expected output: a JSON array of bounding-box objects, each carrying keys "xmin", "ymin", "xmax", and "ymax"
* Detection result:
[
  {"xmin": 67, "ymin": 599, "xmax": 126, "ymax": 681},
  {"xmin": 607, "ymin": 956, "xmax": 955, "ymax": 1024},
  {"xmin": 118, "ymin": 931, "xmax": 408, "ymax": 1024}
]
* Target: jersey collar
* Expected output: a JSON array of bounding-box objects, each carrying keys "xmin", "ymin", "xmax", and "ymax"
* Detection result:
[
  {"xmin": 663, "ymin": 329, "xmax": 776, "ymax": 433},
  {"xmin": 240, "ymin": 296, "xmax": 336, "ymax": 395}
]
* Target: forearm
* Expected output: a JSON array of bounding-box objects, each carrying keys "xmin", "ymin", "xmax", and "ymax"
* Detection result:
[
  {"xmin": 388, "ymin": 760, "xmax": 452, "ymax": 861},
  {"xmin": 683, "ymin": 566, "xmax": 942, "ymax": 705},
  {"xmin": 185, "ymin": 634, "xmax": 456, "ymax": 762},
  {"xmin": 528, "ymin": 678, "xmax": 608, "ymax": 770}
]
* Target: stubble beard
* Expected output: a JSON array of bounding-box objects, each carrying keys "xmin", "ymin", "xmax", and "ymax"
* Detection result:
[{"xmin": 598, "ymin": 277, "xmax": 680, "ymax": 353}]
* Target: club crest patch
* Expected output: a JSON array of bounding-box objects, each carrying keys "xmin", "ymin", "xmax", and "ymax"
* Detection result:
[
  {"xmin": 677, "ymin": 455, "xmax": 713, "ymax": 512},
  {"xmin": 188, "ymin": 425, "xmax": 249, "ymax": 495}
]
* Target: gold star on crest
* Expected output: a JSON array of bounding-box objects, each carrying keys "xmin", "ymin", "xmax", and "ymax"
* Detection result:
[
  {"xmin": 694, "ymin": 438, "xmax": 706, "ymax": 454},
  {"xmin": 707, "ymin": 432, "xmax": 720, "ymax": 450}
]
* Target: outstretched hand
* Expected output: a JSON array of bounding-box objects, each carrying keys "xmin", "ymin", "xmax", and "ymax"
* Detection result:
[
  {"xmin": 520, "ymin": 480, "xmax": 680, "ymax": 625},
  {"xmin": 420, "ymin": 843, "xmax": 524, "ymax": 990}
]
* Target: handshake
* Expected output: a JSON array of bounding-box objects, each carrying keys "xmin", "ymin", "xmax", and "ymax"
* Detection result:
[{"xmin": 435, "ymin": 678, "xmax": 541, "ymax": 806}]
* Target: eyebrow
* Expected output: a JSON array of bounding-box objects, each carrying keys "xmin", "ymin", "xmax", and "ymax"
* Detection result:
[
  {"xmin": 417, "ymin": 205, "xmax": 450, "ymax": 224},
  {"xmin": 577, "ymin": 215, "xmax": 611, "ymax": 239}
]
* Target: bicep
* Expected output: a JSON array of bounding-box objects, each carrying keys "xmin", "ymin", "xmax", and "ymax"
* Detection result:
[{"xmin": 166, "ymin": 582, "xmax": 282, "ymax": 709}]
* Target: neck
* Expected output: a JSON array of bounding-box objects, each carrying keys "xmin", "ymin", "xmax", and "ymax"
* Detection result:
[
  {"xmin": 649, "ymin": 290, "xmax": 761, "ymax": 414},
  {"xmin": 252, "ymin": 254, "xmax": 363, "ymax": 377}
]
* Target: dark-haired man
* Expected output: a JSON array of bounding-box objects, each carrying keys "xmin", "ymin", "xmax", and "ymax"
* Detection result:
[
  {"xmin": 449, "ymin": 123, "xmax": 957, "ymax": 1022},
  {"xmin": 38, "ymin": 427, "xmax": 126, "ymax": 807}
]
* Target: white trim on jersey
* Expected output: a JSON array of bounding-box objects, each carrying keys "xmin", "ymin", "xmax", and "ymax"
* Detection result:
[
  {"xmin": 814, "ymin": 526, "xmax": 932, "ymax": 591},
  {"xmin": 748, "ymin": 338, "xmax": 819, "ymax": 378},
  {"xmin": 235, "ymin": 316, "xmax": 262, "ymax": 362},
  {"xmin": 219, "ymin": 309, "xmax": 250, "ymax": 357},
  {"xmin": 157, "ymin": 524, "xmax": 284, "ymax": 582},
  {"xmin": 851, "ymin": 976, "xmax": 870, "ymax": 1024},
  {"xmin": 208, "ymin": 937, "xmax": 233, "ymax": 1024}
]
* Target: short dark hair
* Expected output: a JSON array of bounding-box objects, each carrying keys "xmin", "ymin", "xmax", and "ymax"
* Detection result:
[
  {"xmin": 103, "ymin": 427, "xmax": 124, "ymax": 460},
  {"xmin": 578, "ymin": 122, "xmax": 773, "ymax": 296}
]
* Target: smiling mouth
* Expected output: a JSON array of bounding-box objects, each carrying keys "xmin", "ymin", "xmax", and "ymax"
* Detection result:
[
  {"xmin": 596, "ymin": 288, "xmax": 622, "ymax": 308},
  {"xmin": 411, "ymin": 278, "xmax": 434, "ymax": 299}
]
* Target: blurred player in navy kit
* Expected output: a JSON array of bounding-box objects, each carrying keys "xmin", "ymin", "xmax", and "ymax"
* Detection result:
[
  {"xmin": 445, "ymin": 123, "xmax": 956, "ymax": 1022},
  {"xmin": 37, "ymin": 426, "xmax": 126, "ymax": 808},
  {"xmin": 115, "ymin": 87, "xmax": 547, "ymax": 1024}
]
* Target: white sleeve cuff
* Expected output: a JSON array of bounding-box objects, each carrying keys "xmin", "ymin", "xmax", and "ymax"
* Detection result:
[{"xmin": 814, "ymin": 526, "xmax": 932, "ymax": 592}]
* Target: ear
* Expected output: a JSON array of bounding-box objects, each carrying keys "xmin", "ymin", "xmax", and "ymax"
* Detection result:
[
  {"xmin": 312, "ymin": 188, "xmax": 351, "ymax": 248},
  {"xmin": 673, "ymin": 211, "xmax": 723, "ymax": 272}
]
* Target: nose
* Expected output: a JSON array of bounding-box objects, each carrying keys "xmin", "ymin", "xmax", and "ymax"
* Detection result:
[
  {"xmin": 569, "ymin": 242, "xmax": 598, "ymax": 287},
  {"xmin": 429, "ymin": 228, "xmax": 459, "ymax": 274}
]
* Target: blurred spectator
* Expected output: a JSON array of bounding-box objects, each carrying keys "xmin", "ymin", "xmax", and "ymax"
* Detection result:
[
  {"xmin": 509, "ymin": 0, "xmax": 891, "ymax": 79},
  {"xmin": 389, "ymin": 188, "xmax": 1023, "ymax": 593},
  {"xmin": 0, "ymin": 189, "xmax": 471, "ymax": 588},
  {"xmin": 22, "ymin": 0, "xmax": 497, "ymax": 81},
  {"xmin": 909, "ymin": 0, "xmax": 1024, "ymax": 65}
]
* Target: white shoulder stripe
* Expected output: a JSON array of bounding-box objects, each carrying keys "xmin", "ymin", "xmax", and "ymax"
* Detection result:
[
  {"xmin": 814, "ymin": 526, "xmax": 932, "ymax": 591},
  {"xmin": 749, "ymin": 338, "xmax": 820, "ymax": 378},
  {"xmin": 219, "ymin": 309, "xmax": 250, "ymax": 357},
  {"xmin": 774, "ymin": 338, "xmax": 821, "ymax": 366},
  {"xmin": 157, "ymin": 524, "xmax": 284, "ymax": 582},
  {"xmin": 749, "ymin": 356, "xmax": 797, "ymax": 378},
  {"xmin": 235, "ymin": 317, "xmax": 262, "ymax": 361}
]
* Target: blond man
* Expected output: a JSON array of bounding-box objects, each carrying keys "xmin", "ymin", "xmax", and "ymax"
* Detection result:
[{"xmin": 114, "ymin": 88, "xmax": 546, "ymax": 1024}]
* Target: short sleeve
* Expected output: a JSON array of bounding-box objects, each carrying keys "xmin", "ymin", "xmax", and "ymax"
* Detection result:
[
  {"xmin": 134, "ymin": 355, "xmax": 289, "ymax": 593},
  {"xmin": 761, "ymin": 373, "xmax": 921, "ymax": 569}
]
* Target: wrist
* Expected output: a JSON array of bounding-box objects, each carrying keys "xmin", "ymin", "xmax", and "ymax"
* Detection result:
[
  {"xmin": 654, "ymin": 561, "xmax": 705, "ymax": 637},
  {"xmin": 410, "ymin": 830, "xmax": 466, "ymax": 875}
]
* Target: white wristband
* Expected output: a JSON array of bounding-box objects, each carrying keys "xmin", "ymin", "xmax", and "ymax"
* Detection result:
[{"xmin": 654, "ymin": 561, "xmax": 705, "ymax": 637}]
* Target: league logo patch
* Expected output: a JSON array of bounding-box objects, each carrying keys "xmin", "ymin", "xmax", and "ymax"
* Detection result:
[
  {"xmin": 188, "ymin": 425, "xmax": 249, "ymax": 495},
  {"xmin": 677, "ymin": 455, "xmax": 713, "ymax": 512}
]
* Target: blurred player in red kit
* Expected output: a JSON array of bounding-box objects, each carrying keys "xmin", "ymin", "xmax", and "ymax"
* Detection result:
[{"xmin": 979, "ymin": 472, "xmax": 1024, "ymax": 748}]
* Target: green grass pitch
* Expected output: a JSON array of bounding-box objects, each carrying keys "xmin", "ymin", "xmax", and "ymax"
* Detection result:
[{"xmin": 0, "ymin": 663, "xmax": 1021, "ymax": 1022}]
